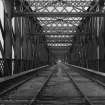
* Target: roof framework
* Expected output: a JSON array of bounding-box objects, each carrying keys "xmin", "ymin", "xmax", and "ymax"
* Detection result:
[{"xmin": 19, "ymin": 0, "xmax": 95, "ymax": 53}]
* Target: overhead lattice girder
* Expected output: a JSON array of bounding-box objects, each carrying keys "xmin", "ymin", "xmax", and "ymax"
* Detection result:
[
  {"xmin": 43, "ymin": 26, "xmax": 76, "ymax": 32},
  {"xmin": 46, "ymin": 40, "xmax": 72, "ymax": 43},
  {"xmin": 43, "ymin": 26, "xmax": 76, "ymax": 29},
  {"xmin": 28, "ymin": 32, "xmax": 89, "ymax": 36},
  {"xmin": 46, "ymin": 37, "xmax": 72, "ymax": 41},
  {"xmin": 38, "ymin": 17, "xmax": 82, "ymax": 21},
  {"xmin": 43, "ymin": 27, "xmax": 75, "ymax": 30},
  {"xmin": 42, "ymin": 26, "xmax": 73, "ymax": 31},
  {"xmin": 13, "ymin": 12, "xmax": 105, "ymax": 17},
  {"xmin": 49, "ymin": 46, "xmax": 70, "ymax": 49},
  {"xmin": 44, "ymin": 30, "xmax": 76, "ymax": 33},
  {"xmin": 38, "ymin": 19, "xmax": 81, "ymax": 21},
  {"xmin": 38, "ymin": 19, "xmax": 80, "ymax": 26},
  {"xmin": 47, "ymin": 41, "xmax": 72, "ymax": 43},
  {"xmin": 46, "ymin": 35, "xmax": 74, "ymax": 38},
  {"xmin": 47, "ymin": 37, "xmax": 73, "ymax": 40},
  {"xmin": 48, "ymin": 42, "xmax": 72, "ymax": 45},
  {"xmin": 42, "ymin": 27, "xmax": 76, "ymax": 32},
  {"xmin": 25, "ymin": 0, "xmax": 92, "ymax": 12}
]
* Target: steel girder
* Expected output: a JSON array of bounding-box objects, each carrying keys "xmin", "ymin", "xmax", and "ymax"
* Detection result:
[
  {"xmin": 47, "ymin": 40, "xmax": 72, "ymax": 43},
  {"xmin": 25, "ymin": 0, "xmax": 92, "ymax": 13},
  {"xmin": 49, "ymin": 46, "xmax": 70, "ymax": 49},
  {"xmin": 13, "ymin": 12, "xmax": 105, "ymax": 17},
  {"xmin": 28, "ymin": 32, "xmax": 89, "ymax": 36},
  {"xmin": 47, "ymin": 37, "xmax": 73, "ymax": 40}
]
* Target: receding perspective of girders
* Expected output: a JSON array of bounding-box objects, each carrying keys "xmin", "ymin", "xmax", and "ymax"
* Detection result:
[{"xmin": 0, "ymin": 0, "xmax": 105, "ymax": 105}]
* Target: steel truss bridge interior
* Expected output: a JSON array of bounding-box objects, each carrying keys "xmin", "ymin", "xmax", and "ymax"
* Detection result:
[
  {"xmin": 13, "ymin": 0, "xmax": 105, "ymax": 57},
  {"xmin": 0, "ymin": 0, "xmax": 105, "ymax": 76}
]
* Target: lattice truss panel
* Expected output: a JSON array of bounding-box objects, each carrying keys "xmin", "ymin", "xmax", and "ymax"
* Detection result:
[
  {"xmin": 26, "ymin": 0, "xmax": 91, "ymax": 12},
  {"xmin": 24, "ymin": 0, "xmax": 93, "ymax": 49}
]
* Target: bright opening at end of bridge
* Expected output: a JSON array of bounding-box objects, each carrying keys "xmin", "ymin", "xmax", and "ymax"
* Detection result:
[{"xmin": 57, "ymin": 59, "xmax": 62, "ymax": 63}]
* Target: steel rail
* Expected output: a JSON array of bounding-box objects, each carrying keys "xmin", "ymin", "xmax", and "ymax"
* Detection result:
[
  {"xmin": 68, "ymin": 64, "xmax": 105, "ymax": 90},
  {"xmin": 0, "ymin": 66, "xmax": 52, "ymax": 105},
  {"xmin": 29, "ymin": 68, "xmax": 55, "ymax": 105},
  {"xmin": 64, "ymin": 69, "xmax": 93, "ymax": 105},
  {"xmin": 70, "ymin": 69, "xmax": 105, "ymax": 104},
  {"xmin": 83, "ymin": 74, "xmax": 105, "ymax": 89},
  {"xmin": 0, "ymin": 65, "xmax": 49, "ymax": 97},
  {"xmin": 0, "ymin": 75, "xmax": 35, "ymax": 97}
]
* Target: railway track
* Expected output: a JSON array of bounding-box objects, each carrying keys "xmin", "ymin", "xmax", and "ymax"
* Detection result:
[
  {"xmin": 64, "ymin": 66, "xmax": 105, "ymax": 105},
  {"xmin": 0, "ymin": 63, "xmax": 105, "ymax": 105},
  {"xmin": 0, "ymin": 66, "xmax": 55, "ymax": 105},
  {"xmin": 33, "ymin": 64, "xmax": 105, "ymax": 105}
]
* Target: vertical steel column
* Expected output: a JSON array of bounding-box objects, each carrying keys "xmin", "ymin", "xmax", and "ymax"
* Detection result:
[
  {"xmin": 96, "ymin": 0, "xmax": 100, "ymax": 72},
  {"xmin": 4, "ymin": 0, "xmax": 13, "ymax": 76},
  {"xmin": 14, "ymin": 0, "xmax": 23, "ymax": 74}
]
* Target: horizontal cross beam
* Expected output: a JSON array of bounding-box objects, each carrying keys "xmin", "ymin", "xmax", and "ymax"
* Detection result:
[
  {"xmin": 49, "ymin": 46, "xmax": 70, "ymax": 48},
  {"xmin": 47, "ymin": 37, "xmax": 73, "ymax": 39},
  {"xmin": 27, "ymin": 32, "xmax": 89, "ymax": 36},
  {"xmin": 51, "ymin": 51, "xmax": 68, "ymax": 54},
  {"xmin": 43, "ymin": 27, "xmax": 75, "ymax": 30},
  {"xmin": 39, "ymin": 19, "xmax": 81, "ymax": 21},
  {"xmin": 47, "ymin": 42, "xmax": 72, "ymax": 43},
  {"xmin": 13, "ymin": 12, "xmax": 105, "ymax": 17}
]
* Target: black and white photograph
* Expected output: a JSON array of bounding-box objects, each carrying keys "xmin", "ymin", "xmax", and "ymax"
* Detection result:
[{"xmin": 0, "ymin": 0, "xmax": 105, "ymax": 104}]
